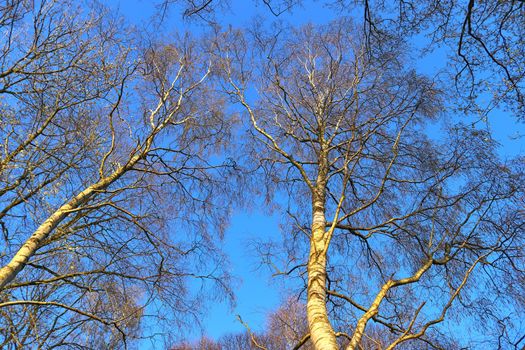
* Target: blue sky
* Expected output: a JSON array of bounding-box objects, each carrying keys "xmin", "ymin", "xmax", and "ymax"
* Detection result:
[{"xmin": 107, "ymin": 1, "xmax": 524, "ymax": 346}]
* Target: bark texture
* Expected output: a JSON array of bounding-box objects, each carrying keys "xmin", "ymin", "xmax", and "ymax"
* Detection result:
[
  {"xmin": 346, "ymin": 280, "xmax": 393, "ymax": 350},
  {"xmin": 307, "ymin": 165, "xmax": 338, "ymax": 350},
  {"xmin": 0, "ymin": 153, "xmax": 143, "ymax": 289}
]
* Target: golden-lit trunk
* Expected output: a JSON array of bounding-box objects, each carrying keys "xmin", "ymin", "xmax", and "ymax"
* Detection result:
[
  {"xmin": 346, "ymin": 280, "xmax": 393, "ymax": 350},
  {"xmin": 307, "ymin": 191, "xmax": 338, "ymax": 350},
  {"xmin": 0, "ymin": 159, "xmax": 137, "ymax": 290},
  {"xmin": 0, "ymin": 186, "xmax": 95, "ymax": 289}
]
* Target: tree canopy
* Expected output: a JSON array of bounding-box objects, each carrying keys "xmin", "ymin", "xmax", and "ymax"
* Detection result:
[{"xmin": 0, "ymin": 0, "xmax": 523, "ymax": 349}]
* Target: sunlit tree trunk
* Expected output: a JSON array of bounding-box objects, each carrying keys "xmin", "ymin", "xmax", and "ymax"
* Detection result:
[
  {"xmin": 0, "ymin": 156, "xmax": 140, "ymax": 289},
  {"xmin": 307, "ymin": 151, "xmax": 338, "ymax": 350}
]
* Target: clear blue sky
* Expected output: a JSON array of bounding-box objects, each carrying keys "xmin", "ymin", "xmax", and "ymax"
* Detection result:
[{"xmin": 108, "ymin": 1, "xmax": 524, "ymax": 347}]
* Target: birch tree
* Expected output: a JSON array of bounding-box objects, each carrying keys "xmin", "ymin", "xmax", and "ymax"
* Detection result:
[
  {"xmin": 162, "ymin": 0, "xmax": 525, "ymax": 121},
  {"xmin": 217, "ymin": 20, "xmax": 525, "ymax": 350},
  {"xmin": 0, "ymin": 1, "xmax": 233, "ymax": 347}
]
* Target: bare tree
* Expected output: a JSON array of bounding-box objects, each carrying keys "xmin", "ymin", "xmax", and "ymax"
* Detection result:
[
  {"xmin": 0, "ymin": 1, "xmax": 234, "ymax": 348},
  {"xmin": 170, "ymin": 297, "xmax": 314, "ymax": 350},
  {"xmin": 351, "ymin": 0, "xmax": 525, "ymax": 120},
  {"xmin": 159, "ymin": 0, "xmax": 525, "ymax": 122},
  {"xmin": 216, "ymin": 19, "xmax": 524, "ymax": 350},
  {"xmin": 158, "ymin": 0, "xmax": 300, "ymax": 20}
]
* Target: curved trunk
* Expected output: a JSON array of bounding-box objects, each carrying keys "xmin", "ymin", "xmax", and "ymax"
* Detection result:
[
  {"xmin": 0, "ymin": 80, "xmax": 184, "ymax": 290},
  {"xmin": 346, "ymin": 280, "xmax": 393, "ymax": 350},
  {"xmin": 307, "ymin": 192, "xmax": 338, "ymax": 350},
  {"xmin": 0, "ymin": 187, "xmax": 95, "ymax": 289},
  {"xmin": 0, "ymin": 156, "xmax": 141, "ymax": 290}
]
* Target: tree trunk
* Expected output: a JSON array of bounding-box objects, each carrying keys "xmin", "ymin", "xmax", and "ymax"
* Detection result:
[
  {"xmin": 346, "ymin": 280, "xmax": 393, "ymax": 350},
  {"xmin": 0, "ymin": 156, "xmax": 140, "ymax": 290},
  {"xmin": 0, "ymin": 186, "xmax": 95, "ymax": 289},
  {"xmin": 307, "ymin": 190, "xmax": 338, "ymax": 350}
]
